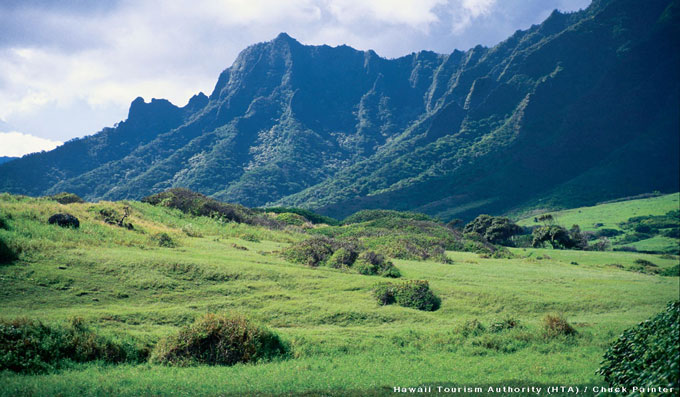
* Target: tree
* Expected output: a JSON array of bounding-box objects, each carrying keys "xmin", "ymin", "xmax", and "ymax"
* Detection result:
[{"xmin": 464, "ymin": 215, "xmax": 522, "ymax": 245}]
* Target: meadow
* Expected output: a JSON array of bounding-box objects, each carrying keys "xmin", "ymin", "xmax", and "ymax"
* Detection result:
[
  {"xmin": 516, "ymin": 193, "xmax": 679, "ymax": 254},
  {"xmin": 0, "ymin": 193, "xmax": 678, "ymax": 396}
]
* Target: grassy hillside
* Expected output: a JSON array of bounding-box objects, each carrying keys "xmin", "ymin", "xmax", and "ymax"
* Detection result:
[
  {"xmin": 516, "ymin": 193, "xmax": 679, "ymax": 231},
  {"xmin": 516, "ymin": 193, "xmax": 679, "ymax": 254},
  {"xmin": 0, "ymin": 193, "xmax": 678, "ymax": 396}
]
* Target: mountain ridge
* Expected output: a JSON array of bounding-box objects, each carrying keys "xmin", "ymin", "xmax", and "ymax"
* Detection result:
[{"xmin": 0, "ymin": 0, "xmax": 677, "ymax": 220}]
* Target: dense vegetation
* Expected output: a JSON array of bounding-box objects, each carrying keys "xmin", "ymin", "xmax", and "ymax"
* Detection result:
[
  {"xmin": 0, "ymin": 0, "xmax": 677, "ymax": 221},
  {"xmin": 150, "ymin": 313, "xmax": 288, "ymax": 366},
  {"xmin": 0, "ymin": 192, "xmax": 677, "ymax": 395},
  {"xmin": 599, "ymin": 301, "xmax": 679, "ymax": 390},
  {"xmin": 0, "ymin": 317, "xmax": 147, "ymax": 374}
]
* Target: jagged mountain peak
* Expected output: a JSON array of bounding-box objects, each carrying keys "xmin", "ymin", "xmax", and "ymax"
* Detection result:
[{"xmin": 0, "ymin": 0, "xmax": 677, "ymax": 220}]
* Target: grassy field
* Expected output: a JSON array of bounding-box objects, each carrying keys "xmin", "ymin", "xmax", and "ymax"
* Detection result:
[
  {"xmin": 516, "ymin": 193, "xmax": 679, "ymax": 254},
  {"xmin": 516, "ymin": 193, "xmax": 679, "ymax": 231},
  {"xmin": 0, "ymin": 193, "xmax": 678, "ymax": 396}
]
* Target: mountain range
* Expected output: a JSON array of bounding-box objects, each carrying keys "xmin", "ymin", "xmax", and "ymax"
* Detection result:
[{"xmin": 0, "ymin": 0, "xmax": 678, "ymax": 220}]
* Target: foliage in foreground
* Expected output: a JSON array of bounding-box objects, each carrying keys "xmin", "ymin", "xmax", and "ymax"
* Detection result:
[
  {"xmin": 151, "ymin": 313, "xmax": 288, "ymax": 366},
  {"xmin": 599, "ymin": 300, "xmax": 679, "ymax": 389},
  {"xmin": 0, "ymin": 318, "xmax": 147, "ymax": 374},
  {"xmin": 373, "ymin": 280, "xmax": 441, "ymax": 311}
]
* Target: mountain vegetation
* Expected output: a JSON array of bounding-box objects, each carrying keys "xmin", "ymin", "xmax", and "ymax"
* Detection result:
[
  {"xmin": 0, "ymin": 157, "xmax": 17, "ymax": 165},
  {"xmin": 0, "ymin": 0, "xmax": 677, "ymax": 221}
]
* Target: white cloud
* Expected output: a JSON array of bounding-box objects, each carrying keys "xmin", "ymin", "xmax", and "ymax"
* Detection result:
[
  {"xmin": 0, "ymin": 131, "xmax": 63, "ymax": 157},
  {"xmin": 327, "ymin": 0, "xmax": 446, "ymax": 32},
  {"xmin": 451, "ymin": 0, "xmax": 497, "ymax": 33}
]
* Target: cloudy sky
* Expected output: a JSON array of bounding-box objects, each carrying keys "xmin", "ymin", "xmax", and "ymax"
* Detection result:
[{"xmin": 0, "ymin": 0, "xmax": 591, "ymax": 157}]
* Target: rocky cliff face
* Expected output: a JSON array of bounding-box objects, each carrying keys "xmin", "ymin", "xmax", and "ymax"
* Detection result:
[{"xmin": 1, "ymin": 0, "xmax": 678, "ymax": 220}]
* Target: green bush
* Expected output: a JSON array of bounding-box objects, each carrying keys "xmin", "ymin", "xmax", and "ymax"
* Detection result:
[
  {"xmin": 0, "ymin": 317, "xmax": 146, "ymax": 374},
  {"xmin": 94, "ymin": 206, "xmax": 134, "ymax": 229},
  {"xmin": 373, "ymin": 280, "xmax": 440, "ymax": 311},
  {"xmin": 45, "ymin": 192, "xmax": 85, "ymax": 205},
  {"xmin": 150, "ymin": 313, "xmax": 288, "ymax": 366},
  {"xmin": 282, "ymin": 237, "xmax": 335, "ymax": 266},
  {"xmin": 343, "ymin": 209, "xmax": 434, "ymax": 225},
  {"xmin": 326, "ymin": 247, "xmax": 358, "ymax": 268},
  {"xmin": 143, "ymin": 188, "xmax": 251, "ymax": 224},
  {"xmin": 0, "ymin": 236, "xmax": 18, "ymax": 264},
  {"xmin": 489, "ymin": 317, "xmax": 520, "ymax": 333},
  {"xmin": 275, "ymin": 212, "xmax": 308, "ymax": 226},
  {"xmin": 373, "ymin": 284, "xmax": 396, "ymax": 305},
  {"xmin": 531, "ymin": 225, "xmax": 583, "ymax": 249},
  {"xmin": 599, "ymin": 301, "xmax": 679, "ymax": 389},
  {"xmin": 458, "ymin": 319, "xmax": 486, "ymax": 337},
  {"xmin": 633, "ymin": 259, "xmax": 656, "ymax": 267},
  {"xmin": 153, "ymin": 232, "xmax": 176, "ymax": 248},
  {"xmin": 355, "ymin": 251, "xmax": 401, "ymax": 278},
  {"xmin": 463, "ymin": 215, "xmax": 522, "ymax": 245},
  {"xmin": 542, "ymin": 314, "xmax": 576, "ymax": 337},
  {"xmin": 263, "ymin": 207, "xmax": 339, "ymax": 225},
  {"xmin": 660, "ymin": 264, "xmax": 679, "ymax": 277},
  {"xmin": 394, "ymin": 280, "xmax": 440, "ymax": 311}
]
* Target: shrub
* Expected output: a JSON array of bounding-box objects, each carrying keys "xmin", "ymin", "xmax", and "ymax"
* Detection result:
[
  {"xmin": 150, "ymin": 313, "xmax": 288, "ymax": 366},
  {"xmin": 48, "ymin": 213, "xmax": 80, "ymax": 228},
  {"xmin": 490, "ymin": 317, "xmax": 520, "ymax": 333},
  {"xmin": 96, "ymin": 207, "xmax": 133, "ymax": 229},
  {"xmin": 458, "ymin": 319, "xmax": 486, "ymax": 337},
  {"xmin": 394, "ymin": 280, "xmax": 440, "ymax": 311},
  {"xmin": 355, "ymin": 251, "xmax": 401, "ymax": 278},
  {"xmin": 0, "ymin": 213, "xmax": 8, "ymax": 230},
  {"xmin": 0, "ymin": 236, "xmax": 18, "ymax": 264},
  {"xmin": 374, "ymin": 280, "xmax": 440, "ymax": 311},
  {"xmin": 660, "ymin": 264, "xmax": 679, "ymax": 277},
  {"xmin": 662, "ymin": 228, "xmax": 680, "ymax": 238},
  {"xmin": 595, "ymin": 228, "xmax": 623, "ymax": 238},
  {"xmin": 343, "ymin": 209, "xmax": 434, "ymax": 225},
  {"xmin": 542, "ymin": 314, "xmax": 577, "ymax": 337},
  {"xmin": 599, "ymin": 301, "xmax": 679, "ymax": 389},
  {"xmin": 142, "ymin": 188, "xmax": 251, "ymax": 224},
  {"xmin": 463, "ymin": 215, "xmax": 522, "ymax": 245},
  {"xmin": 532, "ymin": 225, "xmax": 581, "ymax": 249},
  {"xmin": 326, "ymin": 247, "xmax": 358, "ymax": 269},
  {"xmin": 373, "ymin": 284, "xmax": 396, "ymax": 306},
  {"xmin": 275, "ymin": 212, "xmax": 308, "ymax": 226},
  {"xmin": 263, "ymin": 207, "xmax": 339, "ymax": 225},
  {"xmin": 282, "ymin": 237, "xmax": 335, "ymax": 266},
  {"xmin": 633, "ymin": 259, "xmax": 657, "ymax": 267},
  {"xmin": 153, "ymin": 233, "xmax": 176, "ymax": 248},
  {"xmin": 0, "ymin": 317, "xmax": 146, "ymax": 374},
  {"xmin": 46, "ymin": 192, "xmax": 85, "ymax": 205}
]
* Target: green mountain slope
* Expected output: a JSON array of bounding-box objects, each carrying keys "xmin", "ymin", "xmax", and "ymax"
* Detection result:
[{"xmin": 0, "ymin": 0, "xmax": 677, "ymax": 220}]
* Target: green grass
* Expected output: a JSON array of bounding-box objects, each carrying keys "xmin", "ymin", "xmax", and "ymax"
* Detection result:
[
  {"xmin": 516, "ymin": 193, "xmax": 679, "ymax": 254},
  {"xmin": 624, "ymin": 236, "xmax": 678, "ymax": 253},
  {"xmin": 1, "ymin": 193, "xmax": 678, "ymax": 396},
  {"xmin": 516, "ymin": 193, "xmax": 679, "ymax": 232}
]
